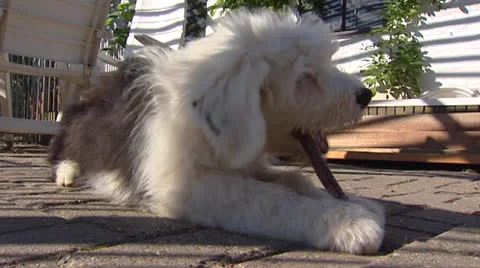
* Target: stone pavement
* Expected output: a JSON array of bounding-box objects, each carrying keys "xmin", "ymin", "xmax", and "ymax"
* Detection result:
[{"xmin": 0, "ymin": 151, "xmax": 479, "ymax": 267}]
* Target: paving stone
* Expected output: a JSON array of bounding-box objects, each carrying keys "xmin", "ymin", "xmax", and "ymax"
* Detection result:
[
  {"xmin": 436, "ymin": 192, "xmax": 480, "ymax": 215},
  {"xmin": 40, "ymin": 201, "xmax": 148, "ymax": 220},
  {"xmin": 303, "ymin": 168, "xmax": 419, "ymax": 200},
  {"xmin": 344, "ymin": 177, "xmax": 461, "ymax": 201},
  {"xmin": 403, "ymin": 207, "xmax": 478, "ymax": 225},
  {"xmin": 368, "ymin": 226, "xmax": 480, "ymax": 267},
  {"xmin": 1, "ymin": 154, "xmax": 479, "ymax": 267},
  {"xmin": 0, "ymin": 155, "xmax": 49, "ymax": 165},
  {"xmin": 380, "ymin": 226, "xmax": 435, "ymax": 254},
  {"xmin": 0, "ymin": 178, "xmax": 53, "ymax": 189},
  {"xmin": 378, "ymin": 181, "xmax": 480, "ymax": 215},
  {"xmin": 331, "ymin": 172, "xmax": 412, "ymax": 187},
  {"xmin": 383, "ymin": 177, "xmax": 462, "ymax": 194},
  {"xmin": 386, "ymin": 215, "xmax": 454, "ymax": 235},
  {"xmin": 41, "ymin": 201, "xmax": 196, "ymax": 235},
  {"xmin": 8, "ymin": 178, "xmax": 53, "ymax": 184},
  {"xmin": 23, "ymin": 229, "xmax": 293, "ymax": 267},
  {"xmin": 0, "ymin": 222, "xmax": 126, "ymax": 265},
  {"xmin": 460, "ymin": 215, "xmax": 480, "ymax": 228},
  {"xmin": 3, "ymin": 191, "xmax": 102, "ymax": 209},
  {"xmin": 378, "ymin": 200, "xmax": 420, "ymax": 216},
  {"xmin": 0, "ymin": 205, "xmax": 66, "ymax": 234},
  {"xmin": 0, "ymin": 171, "xmax": 52, "ymax": 181},
  {"xmin": 0, "ymin": 199, "xmax": 12, "ymax": 205},
  {"xmin": 0, "ymin": 187, "xmax": 59, "ymax": 197},
  {"xmin": 237, "ymin": 249, "xmax": 375, "ymax": 268}
]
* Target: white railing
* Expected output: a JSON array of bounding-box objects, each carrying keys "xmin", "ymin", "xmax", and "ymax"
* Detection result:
[{"xmin": 370, "ymin": 97, "xmax": 480, "ymax": 107}]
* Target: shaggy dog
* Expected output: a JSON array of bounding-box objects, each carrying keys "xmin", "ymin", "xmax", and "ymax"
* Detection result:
[{"xmin": 48, "ymin": 9, "xmax": 385, "ymax": 254}]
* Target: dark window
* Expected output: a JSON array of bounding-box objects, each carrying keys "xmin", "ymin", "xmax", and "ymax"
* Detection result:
[{"xmin": 320, "ymin": 0, "xmax": 387, "ymax": 32}]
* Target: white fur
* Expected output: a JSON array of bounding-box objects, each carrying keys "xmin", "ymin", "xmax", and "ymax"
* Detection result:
[
  {"xmin": 64, "ymin": 9, "xmax": 384, "ymax": 254},
  {"xmin": 55, "ymin": 160, "xmax": 79, "ymax": 187}
]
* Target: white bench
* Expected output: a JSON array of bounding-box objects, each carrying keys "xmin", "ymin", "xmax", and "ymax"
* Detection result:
[{"xmin": 0, "ymin": 0, "xmax": 111, "ymax": 135}]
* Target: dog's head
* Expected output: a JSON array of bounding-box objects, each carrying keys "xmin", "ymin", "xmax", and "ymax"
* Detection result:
[{"xmin": 184, "ymin": 9, "xmax": 371, "ymax": 168}]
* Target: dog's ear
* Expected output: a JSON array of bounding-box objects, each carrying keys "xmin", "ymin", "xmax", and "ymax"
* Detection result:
[{"xmin": 191, "ymin": 58, "xmax": 270, "ymax": 169}]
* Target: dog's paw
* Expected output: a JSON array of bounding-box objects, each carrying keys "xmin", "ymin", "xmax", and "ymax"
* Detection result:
[
  {"xmin": 307, "ymin": 198, "xmax": 385, "ymax": 255},
  {"xmin": 326, "ymin": 201, "xmax": 385, "ymax": 254},
  {"xmin": 54, "ymin": 160, "xmax": 79, "ymax": 187}
]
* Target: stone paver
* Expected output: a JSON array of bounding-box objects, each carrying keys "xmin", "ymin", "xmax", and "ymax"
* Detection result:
[
  {"xmin": 0, "ymin": 152, "xmax": 479, "ymax": 267},
  {"xmin": 42, "ymin": 202, "xmax": 197, "ymax": 236},
  {"xmin": 368, "ymin": 226, "xmax": 480, "ymax": 268},
  {"xmin": 386, "ymin": 214, "xmax": 455, "ymax": 235},
  {"xmin": 0, "ymin": 222, "xmax": 126, "ymax": 265},
  {"xmin": 236, "ymin": 249, "xmax": 376, "ymax": 268},
  {"xmin": 58, "ymin": 229, "xmax": 292, "ymax": 268},
  {"xmin": 0, "ymin": 204, "xmax": 66, "ymax": 234},
  {"xmin": 403, "ymin": 207, "xmax": 477, "ymax": 225},
  {"xmin": 6, "ymin": 230, "xmax": 294, "ymax": 268}
]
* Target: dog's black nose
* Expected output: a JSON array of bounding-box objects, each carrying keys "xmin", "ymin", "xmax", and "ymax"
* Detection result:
[{"xmin": 356, "ymin": 88, "xmax": 372, "ymax": 108}]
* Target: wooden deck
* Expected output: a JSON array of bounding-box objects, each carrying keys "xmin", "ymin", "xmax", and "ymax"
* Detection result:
[{"xmin": 327, "ymin": 112, "xmax": 480, "ymax": 165}]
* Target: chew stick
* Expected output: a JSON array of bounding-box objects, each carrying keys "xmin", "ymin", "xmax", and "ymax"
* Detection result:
[{"xmin": 292, "ymin": 131, "xmax": 348, "ymax": 200}]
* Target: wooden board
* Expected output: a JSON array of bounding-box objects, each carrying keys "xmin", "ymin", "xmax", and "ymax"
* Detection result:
[
  {"xmin": 0, "ymin": 0, "xmax": 109, "ymax": 65},
  {"xmin": 354, "ymin": 112, "xmax": 480, "ymax": 132},
  {"xmin": 0, "ymin": 117, "xmax": 58, "ymax": 135},
  {"xmin": 327, "ymin": 112, "xmax": 480, "ymax": 165},
  {"xmin": 329, "ymin": 131, "xmax": 480, "ymax": 150},
  {"xmin": 327, "ymin": 149, "xmax": 480, "ymax": 165}
]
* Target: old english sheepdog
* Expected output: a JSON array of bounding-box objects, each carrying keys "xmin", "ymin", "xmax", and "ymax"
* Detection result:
[{"xmin": 48, "ymin": 9, "xmax": 384, "ymax": 254}]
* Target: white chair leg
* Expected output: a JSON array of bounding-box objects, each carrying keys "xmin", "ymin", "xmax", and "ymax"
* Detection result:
[{"xmin": 56, "ymin": 79, "xmax": 80, "ymax": 122}]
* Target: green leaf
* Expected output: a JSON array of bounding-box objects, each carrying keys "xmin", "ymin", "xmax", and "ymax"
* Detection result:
[
  {"xmin": 108, "ymin": 11, "xmax": 121, "ymax": 18},
  {"xmin": 362, "ymin": 0, "xmax": 447, "ymax": 99},
  {"xmin": 105, "ymin": 17, "xmax": 114, "ymax": 26}
]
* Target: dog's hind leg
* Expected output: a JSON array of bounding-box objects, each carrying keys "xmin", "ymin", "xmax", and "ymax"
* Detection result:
[{"xmin": 54, "ymin": 160, "xmax": 79, "ymax": 187}]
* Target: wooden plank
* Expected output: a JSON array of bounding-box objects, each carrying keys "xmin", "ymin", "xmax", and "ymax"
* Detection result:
[
  {"xmin": 326, "ymin": 148, "xmax": 467, "ymax": 154},
  {"xmin": 326, "ymin": 150, "xmax": 480, "ymax": 165},
  {"xmin": 0, "ymin": 61, "xmax": 86, "ymax": 83},
  {"xmin": 328, "ymin": 130, "xmax": 480, "ymax": 150},
  {"xmin": 97, "ymin": 53, "xmax": 120, "ymax": 67},
  {"xmin": 0, "ymin": 117, "xmax": 59, "ymax": 135},
  {"xmin": 8, "ymin": 0, "xmax": 97, "ymax": 26},
  {"xmin": 1, "ymin": 0, "xmax": 106, "ymax": 65},
  {"xmin": 327, "ymin": 112, "xmax": 480, "ymax": 164},
  {"xmin": 134, "ymin": 34, "xmax": 174, "ymax": 52},
  {"xmin": 354, "ymin": 112, "xmax": 480, "ymax": 132}
]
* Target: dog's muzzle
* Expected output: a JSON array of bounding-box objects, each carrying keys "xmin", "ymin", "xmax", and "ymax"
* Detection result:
[{"xmin": 291, "ymin": 88, "xmax": 372, "ymax": 200}]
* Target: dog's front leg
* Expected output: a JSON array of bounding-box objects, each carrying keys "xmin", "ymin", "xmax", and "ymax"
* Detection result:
[
  {"xmin": 253, "ymin": 167, "xmax": 330, "ymax": 199},
  {"xmin": 252, "ymin": 167, "xmax": 384, "ymax": 216},
  {"xmin": 179, "ymin": 173, "xmax": 385, "ymax": 254}
]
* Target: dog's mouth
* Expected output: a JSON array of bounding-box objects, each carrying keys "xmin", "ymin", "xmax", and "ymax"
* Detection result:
[{"xmin": 291, "ymin": 130, "xmax": 347, "ymax": 200}]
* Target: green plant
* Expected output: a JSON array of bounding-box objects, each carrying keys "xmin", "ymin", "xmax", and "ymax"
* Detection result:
[
  {"xmin": 103, "ymin": 1, "xmax": 136, "ymax": 55},
  {"xmin": 210, "ymin": 0, "xmax": 325, "ymax": 16},
  {"xmin": 184, "ymin": 0, "xmax": 209, "ymax": 43},
  {"xmin": 361, "ymin": 0, "xmax": 446, "ymax": 99},
  {"xmin": 210, "ymin": 0, "xmax": 291, "ymax": 15}
]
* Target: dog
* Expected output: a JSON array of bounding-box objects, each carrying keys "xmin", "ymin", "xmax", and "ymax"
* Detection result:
[{"xmin": 48, "ymin": 9, "xmax": 384, "ymax": 254}]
